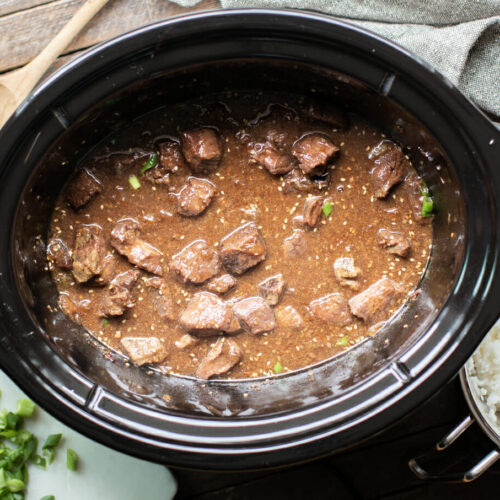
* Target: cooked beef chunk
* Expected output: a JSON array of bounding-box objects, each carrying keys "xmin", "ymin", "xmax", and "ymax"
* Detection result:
[
  {"xmin": 94, "ymin": 254, "xmax": 118, "ymax": 286},
  {"xmin": 120, "ymin": 336, "xmax": 167, "ymax": 366},
  {"xmin": 275, "ymin": 305, "xmax": 303, "ymax": 329},
  {"xmin": 111, "ymin": 268, "xmax": 140, "ymax": 289},
  {"xmin": 179, "ymin": 291, "xmax": 241, "ymax": 336},
  {"xmin": 405, "ymin": 171, "xmax": 434, "ymax": 224},
  {"xmin": 99, "ymin": 269, "xmax": 140, "ymax": 317},
  {"xmin": 207, "ymin": 274, "xmax": 238, "ymax": 295},
  {"xmin": 196, "ymin": 337, "xmax": 242, "ymax": 379},
  {"xmin": 220, "ymin": 223, "xmax": 266, "ymax": 275},
  {"xmin": 72, "ymin": 225, "xmax": 105, "ymax": 283},
  {"xmin": 259, "ymin": 274, "xmax": 286, "ymax": 306},
  {"xmin": 292, "ymin": 133, "xmax": 339, "ymax": 175},
  {"xmin": 283, "ymin": 168, "xmax": 329, "ymax": 194},
  {"xmin": 144, "ymin": 141, "xmax": 187, "ymax": 185},
  {"xmin": 265, "ymin": 122, "xmax": 300, "ymax": 149},
  {"xmin": 170, "ymin": 240, "xmax": 220, "ymax": 284},
  {"xmin": 99, "ymin": 289, "xmax": 133, "ymax": 317},
  {"xmin": 176, "ymin": 177, "xmax": 215, "ymax": 216},
  {"xmin": 348, "ymin": 277, "xmax": 401, "ymax": 322},
  {"xmin": 334, "ymin": 257, "xmax": 362, "ymax": 290},
  {"xmin": 248, "ymin": 141, "xmax": 294, "ymax": 175},
  {"xmin": 303, "ymin": 196, "xmax": 324, "ymax": 228},
  {"xmin": 283, "ymin": 230, "xmax": 307, "ymax": 259},
  {"xmin": 368, "ymin": 140, "xmax": 409, "ymax": 199},
  {"xmin": 309, "ymin": 293, "xmax": 352, "ymax": 326},
  {"xmin": 158, "ymin": 139, "xmax": 187, "ymax": 173},
  {"xmin": 66, "ymin": 169, "xmax": 102, "ymax": 210},
  {"xmin": 47, "ymin": 238, "xmax": 72, "ymax": 270},
  {"xmin": 58, "ymin": 294, "xmax": 80, "ymax": 323},
  {"xmin": 175, "ymin": 334, "xmax": 199, "ymax": 350},
  {"xmin": 377, "ymin": 228, "xmax": 411, "ymax": 258},
  {"xmin": 302, "ymin": 98, "xmax": 348, "ymax": 129},
  {"xmin": 232, "ymin": 297, "xmax": 276, "ymax": 335},
  {"xmin": 181, "ymin": 128, "xmax": 221, "ymax": 173},
  {"xmin": 110, "ymin": 219, "xmax": 163, "ymax": 275},
  {"xmin": 145, "ymin": 277, "xmax": 176, "ymax": 321}
]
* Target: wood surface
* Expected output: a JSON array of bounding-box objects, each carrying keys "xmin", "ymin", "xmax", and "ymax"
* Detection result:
[{"xmin": 0, "ymin": 0, "xmax": 220, "ymax": 73}]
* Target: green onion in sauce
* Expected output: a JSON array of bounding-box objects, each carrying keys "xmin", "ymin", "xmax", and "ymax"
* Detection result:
[
  {"xmin": 322, "ymin": 200, "xmax": 333, "ymax": 218},
  {"xmin": 335, "ymin": 336, "xmax": 348, "ymax": 347},
  {"xmin": 273, "ymin": 361, "xmax": 283, "ymax": 374},
  {"xmin": 128, "ymin": 175, "xmax": 141, "ymax": 190},
  {"xmin": 140, "ymin": 153, "xmax": 159, "ymax": 174},
  {"xmin": 419, "ymin": 182, "xmax": 434, "ymax": 218}
]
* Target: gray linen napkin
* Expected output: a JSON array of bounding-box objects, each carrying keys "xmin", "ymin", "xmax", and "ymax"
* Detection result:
[{"xmin": 171, "ymin": 0, "xmax": 500, "ymax": 120}]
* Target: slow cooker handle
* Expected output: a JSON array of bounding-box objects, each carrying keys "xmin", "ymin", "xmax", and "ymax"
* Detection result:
[{"xmin": 409, "ymin": 414, "xmax": 500, "ymax": 482}]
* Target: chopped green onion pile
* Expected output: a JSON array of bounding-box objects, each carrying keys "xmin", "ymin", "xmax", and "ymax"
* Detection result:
[
  {"xmin": 0, "ymin": 393, "xmax": 78, "ymax": 500},
  {"xmin": 322, "ymin": 200, "xmax": 333, "ymax": 218},
  {"xmin": 140, "ymin": 154, "xmax": 159, "ymax": 175},
  {"xmin": 419, "ymin": 182, "xmax": 434, "ymax": 218},
  {"xmin": 273, "ymin": 361, "xmax": 283, "ymax": 374},
  {"xmin": 128, "ymin": 175, "xmax": 141, "ymax": 190}
]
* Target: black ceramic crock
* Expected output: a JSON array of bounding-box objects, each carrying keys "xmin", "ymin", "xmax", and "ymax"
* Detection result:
[{"xmin": 0, "ymin": 9, "xmax": 500, "ymax": 470}]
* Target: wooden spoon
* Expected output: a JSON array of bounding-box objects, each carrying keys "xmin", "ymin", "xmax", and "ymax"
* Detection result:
[{"xmin": 0, "ymin": 0, "xmax": 110, "ymax": 129}]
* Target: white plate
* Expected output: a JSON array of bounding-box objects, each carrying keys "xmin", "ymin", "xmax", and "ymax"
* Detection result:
[{"xmin": 0, "ymin": 371, "xmax": 177, "ymax": 500}]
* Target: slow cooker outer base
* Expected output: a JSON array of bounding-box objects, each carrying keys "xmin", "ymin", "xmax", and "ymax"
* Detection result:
[{"xmin": 0, "ymin": 10, "xmax": 499, "ymax": 469}]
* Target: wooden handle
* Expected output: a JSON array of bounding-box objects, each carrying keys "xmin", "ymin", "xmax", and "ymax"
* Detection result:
[{"xmin": 16, "ymin": 0, "xmax": 110, "ymax": 100}]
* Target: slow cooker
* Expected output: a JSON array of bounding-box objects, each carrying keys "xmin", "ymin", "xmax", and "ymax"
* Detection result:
[{"xmin": 0, "ymin": 9, "xmax": 499, "ymax": 469}]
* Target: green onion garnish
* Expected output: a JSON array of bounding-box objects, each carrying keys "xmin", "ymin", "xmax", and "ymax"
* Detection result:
[
  {"xmin": 140, "ymin": 153, "xmax": 159, "ymax": 174},
  {"xmin": 0, "ymin": 396, "xmax": 62, "ymax": 499},
  {"xmin": 419, "ymin": 182, "xmax": 434, "ymax": 218},
  {"xmin": 128, "ymin": 175, "xmax": 141, "ymax": 190},
  {"xmin": 322, "ymin": 200, "xmax": 333, "ymax": 218},
  {"xmin": 102, "ymin": 319, "xmax": 109, "ymax": 328},
  {"xmin": 273, "ymin": 361, "xmax": 283, "ymax": 374},
  {"xmin": 422, "ymin": 196, "xmax": 434, "ymax": 218},
  {"xmin": 15, "ymin": 399, "xmax": 35, "ymax": 418},
  {"xmin": 41, "ymin": 496, "xmax": 56, "ymax": 500},
  {"xmin": 66, "ymin": 449, "xmax": 78, "ymax": 471},
  {"xmin": 6, "ymin": 478, "xmax": 25, "ymax": 492},
  {"xmin": 335, "ymin": 336, "xmax": 348, "ymax": 347},
  {"xmin": 42, "ymin": 434, "xmax": 62, "ymax": 450}
]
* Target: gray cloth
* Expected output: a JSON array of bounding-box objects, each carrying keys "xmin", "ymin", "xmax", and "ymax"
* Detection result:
[{"xmin": 171, "ymin": 0, "xmax": 500, "ymax": 119}]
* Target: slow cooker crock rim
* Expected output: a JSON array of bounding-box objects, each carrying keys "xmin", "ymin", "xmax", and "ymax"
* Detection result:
[{"xmin": 1, "ymin": 9, "xmax": 499, "ymax": 470}]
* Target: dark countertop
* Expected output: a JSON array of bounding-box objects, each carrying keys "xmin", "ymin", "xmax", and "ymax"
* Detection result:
[{"xmin": 173, "ymin": 377, "xmax": 500, "ymax": 499}]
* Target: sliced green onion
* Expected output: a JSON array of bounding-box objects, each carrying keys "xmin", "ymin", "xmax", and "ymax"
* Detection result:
[
  {"xmin": 33, "ymin": 454, "xmax": 47, "ymax": 468},
  {"xmin": 6, "ymin": 413, "xmax": 21, "ymax": 431},
  {"xmin": 6, "ymin": 478, "xmax": 25, "ymax": 493},
  {"xmin": 15, "ymin": 399, "xmax": 35, "ymax": 418},
  {"xmin": 42, "ymin": 434, "xmax": 62, "ymax": 450},
  {"xmin": 128, "ymin": 175, "xmax": 141, "ymax": 190},
  {"xmin": 273, "ymin": 361, "xmax": 283, "ymax": 374},
  {"xmin": 419, "ymin": 182, "xmax": 430, "ymax": 196},
  {"xmin": 102, "ymin": 319, "xmax": 109, "ymax": 328},
  {"xmin": 140, "ymin": 153, "xmax": 159, "ymax": 174},
  {"xmin": 322, "ymin": 200, "xmax": 333, "ymax": 218},
  {"xmin": 335, "ymin": 336, "xmax": 348, "ymax": 347},
  {"xmin": 66, "ymin": 449, "xmax": 78, "ymax": 471},
  {"xmin": 422, "ymin": 196, "xmax": 434, "ymax": 218},
  {"xmin": 0, "ymin": 390, "xmax": 62, "ymax": 499},
  {"xmin": 41, "ymin": 496, "xmax": 55, "ymax": 500}
]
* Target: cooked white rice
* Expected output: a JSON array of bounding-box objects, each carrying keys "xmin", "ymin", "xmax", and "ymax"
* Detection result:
[{"xmin": 467, "ymin": 318, "xmax": 500, "ymax": 423}]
